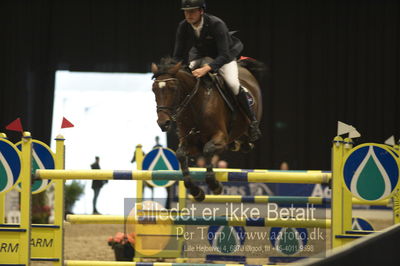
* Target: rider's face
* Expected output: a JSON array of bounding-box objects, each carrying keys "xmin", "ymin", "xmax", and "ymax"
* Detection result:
[{"xmin": 184, "ymin": 8, "xmax": 203, "ymax": 26}]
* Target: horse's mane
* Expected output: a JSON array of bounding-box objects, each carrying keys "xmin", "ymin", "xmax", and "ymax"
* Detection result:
[
  {"xmin": 152, "ymin": 57, "xmax": 179, "ymax": 78},
  {"xmin": 154, "ymin": 56, "xmax": 268, "ymax": 83},
  {"xmin": 238, "ymin": 58, "xmax": 268, "ymax": 84},
  {"xmin": 158, "ymin": 57, "xmax": 179, "ymax": 72},
  {"xmin": 153, "ymin": 57, "xmax": 192, "ymax": 79}
]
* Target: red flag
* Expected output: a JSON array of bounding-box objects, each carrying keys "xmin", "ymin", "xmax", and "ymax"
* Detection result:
[
  {"xmin": 5, "ymin": 118, "xmax": 23, "ymax": 132},
  {"xmin": 61, "ymin": 117, "xmax": 74, "ymax": 129},
  {"xmin": 239, "ymin": 56, "xmax": 255, "ymax": 61}
]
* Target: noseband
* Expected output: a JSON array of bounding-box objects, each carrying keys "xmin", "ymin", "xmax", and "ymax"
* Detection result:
[{"xmin": 154, "ymin": 77, "xmax": 201, "ymax": 121}]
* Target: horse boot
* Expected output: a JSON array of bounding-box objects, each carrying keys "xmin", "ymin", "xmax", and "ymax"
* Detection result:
[
  {"xmin": 205, "ymin": 171, "xmax": 223, "ymax": 195},
  {"xmin": 184, "ymin": 177, "xmax": 205, "ymax": 202},
  {"xmin": 237, "ymin": 86, "xmax": 262, "ymax": 142}
]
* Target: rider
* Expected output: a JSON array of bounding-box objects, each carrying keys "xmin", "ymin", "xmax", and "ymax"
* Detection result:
[{"xmin": 173, "ymin": 0, "xmax": 261, "ymax": 141}]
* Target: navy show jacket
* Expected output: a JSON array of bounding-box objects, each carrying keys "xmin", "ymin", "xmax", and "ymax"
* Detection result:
[{"xmin": 173, "ymin": 13, "xmax": 243, "ymax": 71}]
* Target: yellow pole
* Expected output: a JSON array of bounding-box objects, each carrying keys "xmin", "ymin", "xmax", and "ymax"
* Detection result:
[
  {"xmin": 0, "ymin": 133, "xmax": 7, "ymax": 223},
  {"xmin": 178, "ymin": 180, "xmax": 186, "ymax": 210},
  {"xmin": 391, "ymin": 143, "xmax": 400, "ymax": 224},
  {"xmin": 352, "ymin": 198, "xmax": 390, "ymax": 206},
  {"xmin": 0, "ymin": 193, "xmax": 4, "ymax": 224},
  {"xmin": 53, "ymin": 135, "xmax": 65, "ymax": 266},
  {"xmin": 342, "ymin": 138, "xmax": 354, "ymax": 235},
  {"xmin": 20, "ymin": 132, "xmax": 33, "ymax": 264},
  {"xmin": 135, "ymin": 145, "xmax": 144, "ymax": 204},
  {"xmin": 65, "ymin": 260, "xmax": 273, "ymax": 266},
  {"xmin": 331, "ymin": 136, "xmax": 344, "ymax": 248},
  {"xmin": 36, "ymin": 169, "xmax": 331, "ymax": 184},
  {"xmin": 177, "ymin": 163, "xmax": 186, "ymax": 262},
  {"xmin": 66, "ymin": 214, "xmax": 331, "ymax": 228},
  {"xmin": 393, "ymin": 188, "xmax": 400, "ymax": 224},
  {"xmin": 195, "ymin": 195, "xmax": 389, "ymax": 206},
  {"xmin": 134, "ymin": 145, "xmax": 143, "ymax": 262}
]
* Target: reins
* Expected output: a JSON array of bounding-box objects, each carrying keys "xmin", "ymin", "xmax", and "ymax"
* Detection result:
[{"xmin": 172, "ymin": 78, "xmax": 200, "ymax": 121}]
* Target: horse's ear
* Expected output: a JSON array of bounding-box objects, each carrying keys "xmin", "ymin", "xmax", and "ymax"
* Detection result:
[
  {"xmin": 169, "ymin": 61, "xmax": 182, "ymax": 75},
  {"xmin": 151, "ymin": 63, "xmax": 158, "ymax": 74}
]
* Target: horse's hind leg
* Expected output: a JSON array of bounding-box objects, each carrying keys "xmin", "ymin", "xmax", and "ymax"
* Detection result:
[
  {"xmin": 203, "ymin": 133, "xmax": 226, "ymax": 195},
  {"xmin": 176, "ymin": 146, "xmax": 205, "ymax": 202}
]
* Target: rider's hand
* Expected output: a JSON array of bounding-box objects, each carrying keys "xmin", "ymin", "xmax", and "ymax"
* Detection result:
[{"xmin": 192, "ymin": 64, "xmax": 212, "ymax": 78}]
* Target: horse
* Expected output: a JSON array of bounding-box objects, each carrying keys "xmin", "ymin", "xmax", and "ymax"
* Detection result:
[{"xmin": 151, "ymin": 57, "xmax": 264, "ymax": 201}]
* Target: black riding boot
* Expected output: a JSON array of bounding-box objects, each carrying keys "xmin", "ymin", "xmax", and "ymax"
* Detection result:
[{"xmin": 237, "ymin": 86, "xmax": 262, "ymax": 142}]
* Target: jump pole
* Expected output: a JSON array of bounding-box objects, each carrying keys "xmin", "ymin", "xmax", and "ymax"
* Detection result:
[
  {"xmin": 341, "ymin": 138, "xmax": 354, "ymax": 241},
  {"xmin": 36, "ymin": 169, "xmax": 331, "ymax": 184},
  {"xmin": 65, "ymin": 261, "xmax": 273, "ymax": 266},
  {"xmin": 194, "ymin": 195, "xmax": 390, "ymax": 206},
  {"xmin": 16, "ymin": 132, "xmax": 32, "ymax": 265},
  {"xmin": 135, "ymin": 144, "xmax": 144, "ymax": 204},
  {"xmin": 332, "ymin": 136, "xmax": 351, "ymax": 248},
  {"xmin": 66, "ymin": 214, "xmax": 331, "ymax": 228},
  {"xmin": 0, "ymin": 192, "xmax": 4, "ymax": 224},
  {"xmin": 0, "ymin": 133, "xmax": 6, "ymax": 224},
  {"xmin": 392, "ymin": 144, "xmax": 400, "ymax": 225}
]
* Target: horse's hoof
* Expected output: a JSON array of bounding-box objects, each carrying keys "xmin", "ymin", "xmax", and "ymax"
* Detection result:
[
  {"xmin": 205, "ymin": 171, "xmax": 223, "ymax": 195},
  {"xmin": 212, "ymin": 182, "xmax": 223, "ymax": 195},
  {"xmin": 240, "ymin": 142, "xmax": 254, "ymax": 153},
  {"xmin": 193, "ymin": 189, "xmax": 205, "ymax": 202},
  {"xmin": 229, "ymin": 141, "xmax": 241, "ymax": 151}
]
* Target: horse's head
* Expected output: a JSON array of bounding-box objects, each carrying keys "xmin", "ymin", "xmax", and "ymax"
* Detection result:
[{"xmin": 151, "ymin": 59, "xmax": 182, "ymax": 132}]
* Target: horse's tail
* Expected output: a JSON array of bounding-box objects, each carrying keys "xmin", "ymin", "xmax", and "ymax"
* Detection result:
[{"xmin": 237, "ymin": 57, "xmax": 268, "ymax": 85}]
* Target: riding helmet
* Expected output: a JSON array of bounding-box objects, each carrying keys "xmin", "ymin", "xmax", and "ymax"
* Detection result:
[{"xmin": 181, "ymin": 0, "xmax": 206, "ymax": 10}]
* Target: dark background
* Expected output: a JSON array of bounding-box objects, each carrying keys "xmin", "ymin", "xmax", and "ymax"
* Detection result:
[{"xmin": 1, "ymin": 0, "xmax": 399, "ymax": 170}]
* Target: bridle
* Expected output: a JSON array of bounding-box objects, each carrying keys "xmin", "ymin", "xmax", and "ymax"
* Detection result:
[
  {"xmin": 154, "ymin": 77, "xmax": 181, "ymax": 120},
  {"xmin": 153, "ymin": 75, "xmax": 201, "ymax": 121}
]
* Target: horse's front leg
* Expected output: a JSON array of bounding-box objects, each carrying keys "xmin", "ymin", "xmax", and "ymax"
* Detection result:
[
  {"xmin": 203, "ymin": 131, "xmax": 227, "ymax": 195},
  {"xmin": 176, "ymin": 145, "xmax": 205, "ymax": 202}
]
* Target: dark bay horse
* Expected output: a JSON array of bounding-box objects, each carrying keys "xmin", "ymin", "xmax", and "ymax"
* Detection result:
[{"xmin": 151, "ymin": 57, "xmax": 264, "ymax": 201}]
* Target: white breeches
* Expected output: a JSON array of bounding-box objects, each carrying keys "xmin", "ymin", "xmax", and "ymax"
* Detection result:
[{"xmin": 189, "ymin": 57, "xmax": 241, "ymax": 95}]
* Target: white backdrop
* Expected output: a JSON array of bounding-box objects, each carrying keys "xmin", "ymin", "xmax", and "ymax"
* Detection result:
[{"xmin": 51, "ymin": 71, "xmax": 167, "ymax": 215}]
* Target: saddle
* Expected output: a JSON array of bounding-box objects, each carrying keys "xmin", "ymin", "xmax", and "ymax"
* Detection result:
[
  {"xmin": 182, "ymin": 65, "xmax": 255, "ymax": 119},
  {"xmin": 203, "ymin": 72, "xmax": 255, "ymax": 112},
  {"xmin": 203, "ymin": 73, "xmax": 236, "ymax": 112}
]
